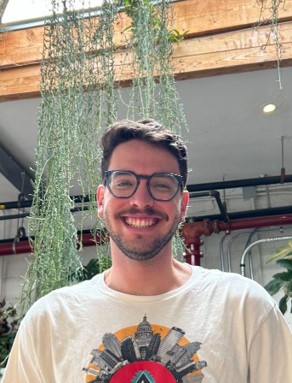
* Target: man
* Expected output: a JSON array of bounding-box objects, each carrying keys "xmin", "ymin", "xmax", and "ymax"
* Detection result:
[{"xmin": 3, "ymin": 119, "xmax": 292, "ymax": 382}]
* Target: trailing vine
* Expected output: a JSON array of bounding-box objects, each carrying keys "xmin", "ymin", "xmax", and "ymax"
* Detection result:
[
  {"xmin": 257, "ymin": 0, "xmax": 286, "ymax": 88},
  {"xmin": 20, "ymin": 0, "xmax": 117, "ymax": 313},
  {"xmin": 123, "ymin": 0, "xmax": 187, "ymax": 134},
  {"xmin": 0, "ymin": 0, "xmax": 8, "ymax": 22},
  {"xmin": 19, "ymin": 0, "xmax": 188, "ymax": 313},
  {"xmin": 122, "ymin": 0, "xmax": 188, "ymax": 258}
]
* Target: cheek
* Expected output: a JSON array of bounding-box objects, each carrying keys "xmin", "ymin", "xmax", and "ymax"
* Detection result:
[{"xmin": 99, "ymin": 194, "xmax": 119, "ymax": 217}]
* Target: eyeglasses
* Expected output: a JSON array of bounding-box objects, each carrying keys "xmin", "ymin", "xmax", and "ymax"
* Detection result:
[{"xmin": 103, "ymin": 170, "xmax": 184, "ymax": 201}]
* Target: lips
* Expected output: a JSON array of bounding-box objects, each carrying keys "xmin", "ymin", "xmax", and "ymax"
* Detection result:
[{"xmin": 124, "ymin": 217, "xmax": 158, "ymax": 228}]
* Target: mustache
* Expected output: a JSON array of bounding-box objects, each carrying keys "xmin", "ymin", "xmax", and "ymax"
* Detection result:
[{"xmin": 115, "ymin": 207, "xmax": 169, "ymax": 221}]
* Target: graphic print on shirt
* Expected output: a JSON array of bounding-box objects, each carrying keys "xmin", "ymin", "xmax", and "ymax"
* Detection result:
[{"xmin": 84, "ymin": 315, "xmax": 207, "ymax": 382}]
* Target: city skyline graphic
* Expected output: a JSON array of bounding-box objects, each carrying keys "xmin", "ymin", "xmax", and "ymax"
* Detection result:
[{"xmin": 84, "ymin": 315, "xmax": 207, "ymax": 383}]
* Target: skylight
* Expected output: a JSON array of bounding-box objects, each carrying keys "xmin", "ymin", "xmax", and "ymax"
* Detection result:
[{"xmin": 2, "ymin": 0, "xmax": 103, "ymax": 27}]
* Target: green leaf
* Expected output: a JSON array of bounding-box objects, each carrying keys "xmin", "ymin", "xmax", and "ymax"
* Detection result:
[
  {"xmin": 280, "ymin": 253, "xmax": 292, "ymax": 260},
  {"xmin": 272, "ymin": 270, "xmax": 292, "ymax": 282},
  {"xmin": 276, "ymin": 259, "xmax": 292, "ymax": 271},
  {"xmin": 264, "ymin": 279, "xmax": 284, "ymax": 295},
  {"xmin": 267, "ymin": 243, "xmax": 292, "ymax": 263},
  {"xmin": 168, "ymin": 29, "xmax": 189, "ymax": 44},
  {"xmin": 279, "ymin": 295, "xmax": 288, "ymax": 314}
]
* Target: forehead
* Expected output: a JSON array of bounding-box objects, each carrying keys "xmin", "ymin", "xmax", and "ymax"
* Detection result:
[{"xmin": 108, "ymin": 139, "xmax": 180, "ymax": 174}]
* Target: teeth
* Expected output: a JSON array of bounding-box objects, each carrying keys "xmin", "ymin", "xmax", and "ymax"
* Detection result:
[{"xmin": 125, "ymin": 217, "xmax": 156, "ymax": 228}]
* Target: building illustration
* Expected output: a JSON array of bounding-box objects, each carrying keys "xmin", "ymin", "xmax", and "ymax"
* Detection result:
[{"xmin": 84, "ymin": 315, "xmax": 207, "ymax": 382}]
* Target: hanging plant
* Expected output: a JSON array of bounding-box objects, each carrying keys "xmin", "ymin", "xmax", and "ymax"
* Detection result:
[
  {"xmin": 121, "ymin": 0, "xmax": 188, "ymax": 258},
  {"xmin": 123, "ymin": 0, "xmax": 187, "ymax": 134},
  {"xmin": 0, "ymin": 0, "xmax": 8, "ymax": 22},
  {"xmin": 20, "ymin": 0, "xmax": 118, "ymax": 314},
  {"xmin": 257, "ymin": 0, "xmax": 286, "ymax": 88},
  {"xmin": 18, "ymin": 0, "xmax": 188, "ymax": 314}
]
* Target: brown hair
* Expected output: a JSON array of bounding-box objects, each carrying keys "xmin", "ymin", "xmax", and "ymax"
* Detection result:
[{"xmin": 100, "ymin": 119, "xmax": 188, "ymax": 186}]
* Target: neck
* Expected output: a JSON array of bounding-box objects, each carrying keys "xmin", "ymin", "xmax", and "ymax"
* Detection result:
[{"xmin": 105, "ymin": 244, "xmax": 191, "ymax": 295}]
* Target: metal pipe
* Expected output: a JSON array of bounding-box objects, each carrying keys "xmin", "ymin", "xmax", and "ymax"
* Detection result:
[
  {"xmin": 0, "ymin": 231, "xmax": 105, "ymax": 256},
  {"xmin": 181, "ymin": 219, "xmax": 213, "ymax": 266},
  {"xmin": 240, "ymin": 236, "xmax": 292, "ymax": 277},
  {"xmin": 189, "ymin": 205, "xmax": 292, "ymax": 222},
  {"xmin": 0, "ymin": 195, "xmax": 91, "ymax": 210},
  {"xmin": 226, "ymin": 230, "xmax": 252, "ymax": 273},
  {"xmin": 219, "ymin": 234, "xmax": 228, "ymax": 271},
  {"xmin": 0, "ymin": 206, "xmax": 91, "ymax": 221},
  {"xmin": 182, "ymin": 214, "xmax": 292, "ymax": 265},
  {"xmin": 190, "ymin": 190, "xmax": 228, "ymax": 223},
  {"xmin": 217, "ymin": 214, "xmax": 292, "ymax": 232},
  {"xmin": 187, "ymin": 174, "xmax": 292, "ymax": 192},
  {"xmin": 1, "ymin": 173, "xmax": 292, "ymax": 210}
]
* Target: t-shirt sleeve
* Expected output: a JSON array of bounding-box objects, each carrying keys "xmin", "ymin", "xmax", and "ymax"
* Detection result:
[
  {"xmin": 248, "ymin": 304, "xmax": 292, "ymax": 383},
  {"xmin": 2, "ymin": 321, "xmax": 43, "ymax": 383}
]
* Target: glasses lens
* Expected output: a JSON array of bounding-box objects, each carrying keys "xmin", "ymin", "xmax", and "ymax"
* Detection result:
[
  {"xmin": 108, "ymin": 171, "xmax": 137, "ymax": 198},
  {"xmin": 149, "ymin": 174, "xmax": 180, "ymax": 201}
]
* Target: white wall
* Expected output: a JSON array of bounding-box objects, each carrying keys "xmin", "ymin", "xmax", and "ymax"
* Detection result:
[
  {"xmin": 189, "ymin": 184, "xmax": 292, "ymax": 328},
  {"xmin": 199, "ymin": 228, "xmax": 292, "ymax": 328}
]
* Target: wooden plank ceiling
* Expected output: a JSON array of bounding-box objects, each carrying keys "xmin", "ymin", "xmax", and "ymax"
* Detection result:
[{"xmin": 1, "ymin": 0, "xmax": 292, "ymax": 101}]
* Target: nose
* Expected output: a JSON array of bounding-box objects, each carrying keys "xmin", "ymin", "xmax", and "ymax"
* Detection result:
[{"xmin": 129, "ymin": 180, "xmax": 154, "ymax": 208}]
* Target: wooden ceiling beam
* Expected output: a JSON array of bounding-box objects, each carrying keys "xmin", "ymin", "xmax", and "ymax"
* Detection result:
[
  {"xmin": 1, "ymin": 0, "xmax": 292, "ymax": 101},
  {"xmin": 2, "ymin": 0, "xmax": 292, "ymax": 69}
]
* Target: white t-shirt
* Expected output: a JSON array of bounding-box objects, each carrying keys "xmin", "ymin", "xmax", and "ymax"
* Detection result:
[{"xmin": 3, "ymin": 266, "xmax": 292, "ymax": 382}]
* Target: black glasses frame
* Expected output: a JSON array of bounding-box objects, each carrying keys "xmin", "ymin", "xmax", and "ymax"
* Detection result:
[{"xmin": 103, "ymin": 170, "xmax": 184, "ymax": 201}]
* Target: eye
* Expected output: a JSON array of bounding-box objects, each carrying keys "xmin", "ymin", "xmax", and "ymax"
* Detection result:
[
  {"xmin": 154, "ymin": 182, "xmax": 171, "ymax": 190},
  {"xmin": 112, "ymin": 175, "xmax": 135, "ymax": 189},
  {"xmin": 151, "ymin": 177, "xmax": 174, "ymax": 192}
]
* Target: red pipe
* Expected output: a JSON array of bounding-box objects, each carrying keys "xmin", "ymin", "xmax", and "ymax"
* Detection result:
[
  {"xmin": 0, "ymin": 240, "xmax": 33, "ymax": 255},
  {"xmin": 1, "ymin": 214, "xmax": 292, "ymax": 260},
  {"xmin": 0, "ymin": 232, "xmax": 104, "ymax": 256},
  {"xmin": 181, "ymin": 214, "xmax": 292, "ymax": 265},
  {"xmin": 181, "ymin": 219, "xmax": 213, "ymax": 265},
  {"xmin": 217, "ymin": 214, "xmax": 292, "ymax": 231}
]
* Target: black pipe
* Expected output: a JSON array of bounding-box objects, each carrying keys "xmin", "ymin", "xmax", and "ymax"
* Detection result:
[
  {"xmin": 187, "ymin": 205, "xmax": 292, "ymax": 222},
  {"xmin": 1, "ymin": 174, "xmax": 292, "ymax": 210},
  {"xmin": 0, "ymin": 213, "xmax": 28, "ymax": 221},
  {"xmin": 3, "ymin": 205, "xmax": 291, "ymax": 223},
  {"xmin": 190, "ymin": 190, "xmax": 229, "ymax": 223},
  {"xmin": 187, "ymin": 174, "xmax": 292, "ymax": 192},
  {"xmin": 0, "ymin": 194, "xmax": 92, "ymax": 210},
  {"xmin": 0, "ymin": 206, "xmax": 91, "ymax": 221}
]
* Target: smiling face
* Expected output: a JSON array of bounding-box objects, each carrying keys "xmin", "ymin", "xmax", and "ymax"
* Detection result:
[{"xmin": 97, "ymin": 139, "xmax": 189, "ymax": 261}]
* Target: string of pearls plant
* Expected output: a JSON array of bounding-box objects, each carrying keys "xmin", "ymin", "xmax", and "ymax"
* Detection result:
[{"xmin": 19, "ymin": 0, "xmax": 188, "ymax": 314}]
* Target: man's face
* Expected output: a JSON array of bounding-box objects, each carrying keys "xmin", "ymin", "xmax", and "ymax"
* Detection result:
[{"xmin": 97, "ymin": 139, "xmax": 189, "ymax": 261}]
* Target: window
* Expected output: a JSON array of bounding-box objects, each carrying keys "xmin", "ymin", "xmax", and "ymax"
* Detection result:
[{"xmin": 1, "ymin": 0, "xmax": 103, "ymax": 29}]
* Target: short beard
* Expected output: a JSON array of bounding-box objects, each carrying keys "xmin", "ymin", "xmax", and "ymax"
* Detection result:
[{"xmin": 103, "ymin": 209, "xmax": 180, "ymax": 261}]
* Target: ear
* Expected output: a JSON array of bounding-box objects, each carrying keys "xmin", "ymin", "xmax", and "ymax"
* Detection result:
[
  {"xmin": 180, "ymin": 190, "xmax": 189, "ymax": 222},
  {"xmin": 97, "ymin": 185, "xmax": 105, "ymax": 219}
]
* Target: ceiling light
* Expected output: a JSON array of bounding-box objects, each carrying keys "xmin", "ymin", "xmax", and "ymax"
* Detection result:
[{"xmin": 262, "ymin": 103, "xmax": 276, "ymax": 114}]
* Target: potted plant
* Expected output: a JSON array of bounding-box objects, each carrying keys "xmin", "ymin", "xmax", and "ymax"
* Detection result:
[
  {"xmin": 0, "ymin": 299, "xmax": 19, "ymax": 374},
  {"xmin": 264, "ymin": 241, "xmax": 292, "ymax": 314}
]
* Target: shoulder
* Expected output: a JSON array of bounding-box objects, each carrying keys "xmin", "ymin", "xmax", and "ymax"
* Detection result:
[
  {"xmin": 22, "ymin": 273, "xmax": 104, "ymax": 325},
  {"xmin": 190, "ymin": 265, "xmax": 277, "ymax": 311},
  {"xmin": 189, "ymin": 266, "xmax": 284, "ymax": 336},
  {"xmin": 191, "ymin": 264, "xmax": 269, "ymax": 290}
]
